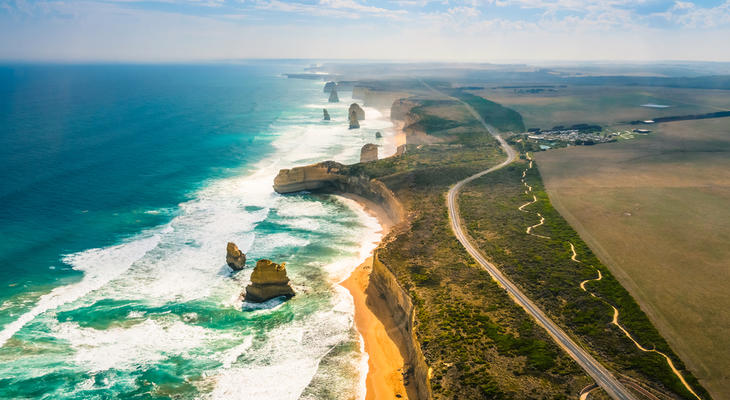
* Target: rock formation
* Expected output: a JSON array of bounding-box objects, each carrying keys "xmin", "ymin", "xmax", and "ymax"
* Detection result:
[
  {"xmin": 323, "ymin": 81, "xmax": 337, "ymax": 93},
  {"xmin": 226, "ymin": 242, "xmax": 246, "ymax": 271},
  {"xmin": 360, "ymin": 144, "xmax": 378, "ymax": 163},
  {"xmin": 349, "ymin": 103, "xmax": 365, "ymax": 120},
  {"xmin": 375, "ymin": 131, "xmax": 382, "ymax": 138},
  {"xmin": 244, "ymin": 259, "xmax": 295, "ymax": 303},
  {"xmin": 328, "ymin": 87, "xmax": 339, "ymax": 103},
  {"xmin": 323, "ymin": 108, "xmax": 330, "ymax": 121},
  {"xmin": 349, "ymin": 108, "xmax": 360, "ymax": 129}
]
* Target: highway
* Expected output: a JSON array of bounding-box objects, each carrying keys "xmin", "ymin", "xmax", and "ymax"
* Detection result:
[{"xmin": 421, "ymin": 80, "xmax": 638, "ymax": 400}]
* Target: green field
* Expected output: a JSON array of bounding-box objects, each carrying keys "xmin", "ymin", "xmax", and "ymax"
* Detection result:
[
  {"xmin": 535, "ymin": 118, "xmax": 730, "ymax": 399},
  {"xmin": 468, "ymin": 86, "xmax": 730, "ymax": 129}
]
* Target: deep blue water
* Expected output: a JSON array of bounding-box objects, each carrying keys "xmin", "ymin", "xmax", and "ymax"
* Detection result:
[
  {"xmin": 0, "ymin": 63, "xmax": 391, "ymax": 399},
  {"xmin": 0, "ymin": 64, "xmax": 291, "ymax": 292}
]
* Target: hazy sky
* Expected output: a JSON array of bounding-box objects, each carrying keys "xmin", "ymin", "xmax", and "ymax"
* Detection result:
[{"xmin": 1, "ymin": 0, "xmax": 730, "ymax": 62}]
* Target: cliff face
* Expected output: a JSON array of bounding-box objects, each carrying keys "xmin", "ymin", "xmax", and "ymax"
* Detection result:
[
  {"xmin": 273, "ymin": 99, "xmax": 435, "ymax": 397},
  {"xmin": 391, "ymin": 98, "xmax": 419, "ymax": 124},
  {"xmin": 391, "ymin": 98, "xmax": 447, "ymax": 145},
  {"xmin": 370, "ymin": 251, "xmax": 432, "ymax": 400},
  {"xmin": 273, "ymin": 161, "xmax": 405, "ymax": 228},
  {"xmin": 273, "ymin": 159, "xmax": 429, "ymax": 398}
]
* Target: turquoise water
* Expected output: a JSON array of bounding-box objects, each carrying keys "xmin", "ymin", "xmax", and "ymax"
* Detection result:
[{"xmin": 0, "ymin": 63, "xmax": 394, "ymax": 399}]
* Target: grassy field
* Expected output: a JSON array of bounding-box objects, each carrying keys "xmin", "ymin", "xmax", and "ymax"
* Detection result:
[
  {"xmin": 535, "ymin": 118, "xmax": 730, "ymax": 399},
  {"xmin": 467, "ymin": 86, "xmax": 730, "ymax": 129}
]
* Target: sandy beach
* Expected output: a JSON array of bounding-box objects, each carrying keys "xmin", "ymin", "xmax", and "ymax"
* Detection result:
[
  {"xmin": 342, "ymin": 257, "xmax": 408, "ymax": 400},
  {"xmin": 338, "ymin": 194, "xmax": 409, "ymax": 400}
]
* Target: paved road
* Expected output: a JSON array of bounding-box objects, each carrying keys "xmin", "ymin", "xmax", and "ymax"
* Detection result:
[{"xmin": 421, "ymin": 81, "xmax": 638, "ymax": 400}]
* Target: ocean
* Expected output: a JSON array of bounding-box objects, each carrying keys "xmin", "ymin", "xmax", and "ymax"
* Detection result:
[{"xmin": 0, "ymin": 63, "xmax": 395, "ymax": 399}]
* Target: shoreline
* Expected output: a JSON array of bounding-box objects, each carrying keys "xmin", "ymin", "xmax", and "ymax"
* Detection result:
[{"xmin": 337, "ymin": 193, "xmax": 409, "ymax": 400}]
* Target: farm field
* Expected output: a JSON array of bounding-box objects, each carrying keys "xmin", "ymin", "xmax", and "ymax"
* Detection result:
[
  {"xmin": 468, "ymin": 86, "xmax": 730, "ymax": 129},
  {"xmin": 535, "ymin": 118, "xmax": 730, "ymax": 399}
]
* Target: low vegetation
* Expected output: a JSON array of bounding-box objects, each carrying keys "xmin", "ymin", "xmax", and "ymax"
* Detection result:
[
  {"xmin": 451, "ymin": 91, "xmax": 526, "ymax": 133},
  {"xmin": 458, "ymin": 161, "xmax": 709, "ymax": 399},
  {"xmin": 357, "ymin": 143, "xmax": 592, "ymax": 398}
]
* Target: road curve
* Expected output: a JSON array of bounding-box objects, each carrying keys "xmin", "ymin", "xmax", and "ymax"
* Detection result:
[{"xmin": 421, "ymin": 81, "xmax": 638, "ymax": 400}]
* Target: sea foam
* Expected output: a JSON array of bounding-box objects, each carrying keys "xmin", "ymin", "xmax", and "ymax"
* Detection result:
[{"xmin": 0, "ymin": 80, "xmax": 394, "ymax": 400}]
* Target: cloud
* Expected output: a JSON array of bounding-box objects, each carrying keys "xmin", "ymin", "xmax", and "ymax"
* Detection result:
[
  {"xmin": 250, "ymin": 0, "xmax": 407, "ymax": 19},
  {"xmin": 654, "ymin": 0, "xmax": 730, "ymax": 28},
  {"xmin": 1, "ymin": 0, "xmax": 730, "ymax": 61}
]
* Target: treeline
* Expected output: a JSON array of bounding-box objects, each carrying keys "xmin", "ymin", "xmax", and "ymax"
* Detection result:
[
  {"xmin": 452, "ymin": 91, "xmax": 526, "ymax": 133},
  {"xmin": 630, "ymin": 110, "xmax": 730, "ymax": 124}
]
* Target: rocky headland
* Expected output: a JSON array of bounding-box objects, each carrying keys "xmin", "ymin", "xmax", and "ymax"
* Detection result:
[
  {"xmin": 273, "ymin": 161, "xmax": 404, "ymax": 223},
  {"xmin": 243, "ymin": 259, "xmax": 295, "ymax": 303},
  {"xmin": 226, "ymin": 242, "xmax": 246, "ymax": 271}
]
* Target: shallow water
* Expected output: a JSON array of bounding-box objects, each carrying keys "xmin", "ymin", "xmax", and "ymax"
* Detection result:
[{"xmin": 0, "ymin": 63, "xmax": 394, "ymax": 399}]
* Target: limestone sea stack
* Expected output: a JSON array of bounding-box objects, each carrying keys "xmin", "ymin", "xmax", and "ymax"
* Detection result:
[
  {"xmin": 375, "ymin": 131, "xmax": 382, "ymax": 138},
  {"xmin": 323, "ymin": 81, "xmax": 337, "ymax": 93},
  {"xmin": 348, "ymin": 103, "xmax": 364, "ymax": 129},
  {"xmin": 328, "ymin": 87, "xmax": 339, "ymax": 103},
  {"xmin": 349, "ymin": 108, "xmax": 360, "ymax": 129},
  {"xmin": 244, "ymin": 259, "xmax": 295, "ymax": 303},
  {"xmin": 360, "ymin": 143, "xmax": 378, "ymax": 163},
  {"xmin": 226, "ymin": 242, "xmax": 246, "ymax": 271},
  {"xmin": 323, "ymin": 108, "xmax": 331, "ymax": 121},
  {"xmin": 349, "ymin": 103, "xmax": 365, "ymax": 120}
]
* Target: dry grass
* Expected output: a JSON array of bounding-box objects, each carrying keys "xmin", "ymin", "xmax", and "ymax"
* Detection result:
[
  {"xmin": 470, "ymin": 86, "xmax": 730, "ymax": 129},
  {"xmin": 535, "ymin": 118, "xmax": 730, "ymax": 399}
]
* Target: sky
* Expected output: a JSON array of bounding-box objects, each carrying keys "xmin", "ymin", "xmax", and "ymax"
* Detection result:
[{"xmin": 1, "ymin": 0, "xmax": 730, "ymax": 62}]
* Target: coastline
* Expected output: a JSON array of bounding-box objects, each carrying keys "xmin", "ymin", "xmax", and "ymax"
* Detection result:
[{"xmin": 337, "ymin": 193, "xmax": 409, "ymax": 400}]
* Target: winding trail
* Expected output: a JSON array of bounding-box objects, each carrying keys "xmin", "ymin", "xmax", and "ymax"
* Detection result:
[
  {"xmin": 566, "ymin": 234, "xmax": 700, "ymax": 398},
  {"xmin": 518, "ymin": 155, "xmax": 701, "ymax": 400},
  {"xmin": 420, "ymin": 80, "xmax": 637, "ymax": 400},
  {"xmin": 519, "ymin": 154, "xmax": 550, "ymax": 239}
]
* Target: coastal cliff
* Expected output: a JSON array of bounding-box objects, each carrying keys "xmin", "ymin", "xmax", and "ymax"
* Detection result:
[
  {"xmin": 370, "ymin": 250, "xmax": 432, "ymax": 400},
  {"xmin": 273, "ymin": 157, "xmax": 432, "ymax": 399},
  {"xmin": 273, "ymin": 161, "xmax": 404, "ymax": 224},
  {"xmin": 271, "ymin": 97, "xmax": 452, "ymax": 399}
]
